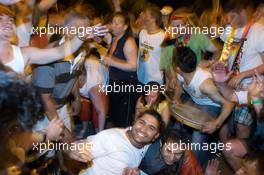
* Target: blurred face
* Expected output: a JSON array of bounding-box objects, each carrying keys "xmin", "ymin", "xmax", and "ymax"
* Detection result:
[
  {"xmin": 170, "ymin": 19, "xmax": 187, "ymax": 38},
  {"xmin": 225, "ymin": 11, "xmax": 241, "ymax": 27},
  {"xmin": 145, "ymin": 90, "xmax": 159, "ymax": 103},
  {"xmin": 130, "ymin": 114, "xmax": 160, "ymax": 147},
  {"xmin": 65, "ymin": 18, "xmax": 90, "ymax": 39},
  {"xmin": 111, "ymin": 15, "xmax": 127, "ymax": 36},
  {"xmin": 144, "ymin": 10, "xmax": 156, "ymax": 27},
  {"xmin": 135, "ymin": 12, "xmax": 146, "ymax": 28},
  {"xmin": 0, "ymin": 14, "xmax": 15, "ymax": 40},
  {"xmin": 161, "ymin": 142, "xmax": 185, "ymax": 165},
  {"xmin": 171, "ymin": 19, "xmax": 186, "ymax": 28}
]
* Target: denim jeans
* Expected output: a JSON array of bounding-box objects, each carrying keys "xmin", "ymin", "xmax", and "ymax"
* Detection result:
[{"xmin": 191, "ymin": 104, "xmax": 221, "ymax": 168}]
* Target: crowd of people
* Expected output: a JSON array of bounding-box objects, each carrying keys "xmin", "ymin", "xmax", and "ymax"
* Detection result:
[{"xmin": 0, "ymin": 0, "xmax": 264, "ymax": 174}]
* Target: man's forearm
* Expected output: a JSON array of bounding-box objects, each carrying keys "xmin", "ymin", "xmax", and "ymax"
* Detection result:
[
  {"xmin": 216, "ymin": 83, "xmax": 238, "ymax": 103},
  {"xmin": 242, "ymin": 64, "xmax": 264, "ymax": 79},
  {"xmin": 42, "ymin": 95, "xmax": 59, "ymax": 120},
  {"xmin": 216, "ymin": 101, "xmax": 234, "ymax": 126}
]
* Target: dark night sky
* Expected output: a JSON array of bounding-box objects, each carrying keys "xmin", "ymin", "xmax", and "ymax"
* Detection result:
[{"xmin": 58, "ymin": 0, "xmax": 264, "ymax": 16}]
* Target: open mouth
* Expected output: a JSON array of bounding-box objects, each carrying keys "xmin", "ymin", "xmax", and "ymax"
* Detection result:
[{"xmin": 136, "ymin": 132, "xmax": 146, "ymax": 138}]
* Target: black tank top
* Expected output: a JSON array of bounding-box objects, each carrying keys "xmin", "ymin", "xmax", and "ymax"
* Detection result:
[{"xmin": 109, "ymin": 31, "xmax": 137, "ymax": 80}]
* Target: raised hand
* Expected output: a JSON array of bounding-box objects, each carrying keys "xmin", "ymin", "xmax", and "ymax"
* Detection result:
[
  {"xmin": 205, "ymin": 159, "xmax": 221, "ymax": 175},
  {"xmin": 122, "ymin": 167, "xmax": 140, "ymax": 175},
  {"xmin": 66, "ymin": 139, "xmax": 93, "ymax": 163},
  {"xmin": 248, "ymin": 70, "xmax": 264, "ymax": 99},
  {"xmin": 202, "ymin": 120, "xmax": 219, "ymax": 134},
  {"xmin": 89, "ymin": 23, "xmax": 109, "ymax": 39},
  {"xmin": 211, "ymin": 62, "xmax": 233, "ymax": 83},
  {"xmin": 45, "ymin": 118, "xmax": 64, "ymax": 141}
]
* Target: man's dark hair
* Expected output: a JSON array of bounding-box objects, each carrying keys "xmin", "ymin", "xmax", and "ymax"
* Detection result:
[
  {"xmin": 173, "ymin": 47, "xmax": 197, "ymax": 73},
  {"xmin": 161, "ymin": 128, "xmax": 187, "ymax": 145},
  {"xmin": 0, "ymin": 71, "xmax": 44, "ymax": 129},
  {"xmin": 137, "ymin": 109, "xmax": 164, "ymax": 132},
  {"xmin": 153, "ymin": 128, "xmax": 187, "ymax": 175}
]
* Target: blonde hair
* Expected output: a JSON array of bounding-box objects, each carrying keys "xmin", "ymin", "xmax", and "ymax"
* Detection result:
[
  {"xmin": 170, "ymin": 7, "xmax": 199, "ymax": 27},
  {"xmin": 199, "ymin": 8, "xmax": 224, "ymax": 28},
  {"xmin": 0, "ymin": 4, "xmax": 15, "ymax": 18}
]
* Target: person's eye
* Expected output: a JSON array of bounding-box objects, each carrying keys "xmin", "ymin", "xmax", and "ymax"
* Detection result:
[
  {"xmin": 149, "ymin": 127, "xmax": 156, "ymax": 131},
  {"xmin": 138, "ymin": 120, "xmax": 144, "ymax": 125}
]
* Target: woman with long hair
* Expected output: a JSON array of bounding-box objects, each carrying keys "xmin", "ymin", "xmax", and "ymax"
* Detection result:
[
  {"xmin": 135, "ymin": 81, "xmax": 170, "ymax": 126},
  {"xmin": 78, "ymin": 47, "xmax": 109, "ymax": 134}
]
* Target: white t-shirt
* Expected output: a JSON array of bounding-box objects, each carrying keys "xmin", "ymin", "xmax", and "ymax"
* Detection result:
[
  {"xmin": 80, "ymin": 58, "xmax": 109, "ymax": 98},
  {"xmin": 177, "ymin": 67, "xmax": 220, "ymax": 107},
  {"xmin": 221, "ymin": 23, "xmax": 264, "ymax": 86},
  {"xmin": 137, "ymin": 29, "xmax": 165, "ymax": 85},
  {"xmin": 79, "ymin": 128, "xmax": 149, "ymax": 175},
  {"xmin": 4, "ymin": 45, "xmax": 25, "ymax": 74}
]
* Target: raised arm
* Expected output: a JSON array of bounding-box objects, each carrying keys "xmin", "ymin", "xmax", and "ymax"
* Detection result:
[
  {"xmin": 211, "ymin": 62, "xmax": 238, "ymax": 102},
  {"xmin": 22, "ymin": 24, "xmax": 108, "ymax": 65},
  {"xmin": 22, "ymin": 36, "xmax": 84, "ymax": 65}
]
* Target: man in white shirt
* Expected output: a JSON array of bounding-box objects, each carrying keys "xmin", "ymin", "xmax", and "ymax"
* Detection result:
[
  {"xmin": 172, "ymin": 47, "xmax": 234, "ymax": 167},
  {"xmin": 214, "ymin": 0, "xmax": 264, "ymax": 139},
  {"xmin": 137, "ymin": 5, "xmax": 165, "ymax": 85},
  {"xmin": 66, "ymin": 110, "xmax": 163, "ymax": 175}
]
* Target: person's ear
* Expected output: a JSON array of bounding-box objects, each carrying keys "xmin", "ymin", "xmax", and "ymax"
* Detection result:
[
  {"xmin": 153, "ymin": 132, "xmax": 160, "ymax": 141},
  {"xmin": 124, "ymin": 24, "xmax": 128, "ymax": 31}
]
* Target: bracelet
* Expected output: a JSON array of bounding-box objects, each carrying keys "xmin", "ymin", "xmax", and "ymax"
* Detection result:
[{"xmin": 250, "ymin": 98, "xmax": 262, "ymax": 105}]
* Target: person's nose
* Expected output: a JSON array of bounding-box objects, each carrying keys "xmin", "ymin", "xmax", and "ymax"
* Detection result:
[{"xmin": 140, "ymin": 125, "xmax": 148, "ymax": 134}]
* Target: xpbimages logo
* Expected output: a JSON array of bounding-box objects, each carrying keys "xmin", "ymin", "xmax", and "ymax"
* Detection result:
[
  {"xmin": 164, "ymin": 141, "xmax": 232, "ymax": 154},
  {"xmin": 98, "ymin": 82, "xmax": 165, "ymax": 95},
  {"xmin": 32, "ymin": 140, "xmax": 92, "ymax": 153},
  {"xmin": 30, "ymin": 24, "xmax": 103, "ymax": 37},
  {"xmin": 165, "ymin": 24, "xmax": 232, "ymax": 38}
]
